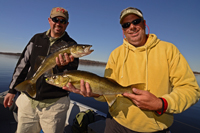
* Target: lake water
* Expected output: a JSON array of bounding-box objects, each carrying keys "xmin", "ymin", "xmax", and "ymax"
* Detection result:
[{"xmin": 0, "ymin": 54, "xmax": 200, "ymax": 132}]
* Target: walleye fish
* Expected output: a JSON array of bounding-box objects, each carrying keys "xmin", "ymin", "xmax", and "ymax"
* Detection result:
[
  {"xmin": 15, "ymin": 43, "xmax": 93, "ymax": 98},
  {"xmin": 45, "ymin": 70, "xmax": 145, "ymax": 106}
]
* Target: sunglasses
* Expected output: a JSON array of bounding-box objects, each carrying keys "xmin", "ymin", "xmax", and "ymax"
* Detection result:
[
  {"xmin": 51, "ymin": 17, "xmax": 67, "ymax": 24},
  {"xmin": 121, "ymin": 18, "xmax": 143, "ymax": 28}
]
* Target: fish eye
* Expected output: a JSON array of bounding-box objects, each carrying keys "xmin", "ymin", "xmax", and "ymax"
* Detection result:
[{"xmin": 52, "ymin": 76, "xmax": 56, "ymax": 79}]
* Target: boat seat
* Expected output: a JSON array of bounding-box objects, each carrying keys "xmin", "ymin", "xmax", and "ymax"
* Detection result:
[{"xmin": 88, "ymin": 120, "xmax": 106, "ymax": 133}]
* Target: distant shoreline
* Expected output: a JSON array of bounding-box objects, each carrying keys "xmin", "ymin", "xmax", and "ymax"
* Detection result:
[
  {"xmin": 0, "ymin": 52, "xmax": 106, "ymax": 66},
  {"xmin": 1, "ymin": 52, "xmax": 200, "ymax": 74},
  {"xmin": 0, "ymin": 52, "xmax": 21, "ymax": 56}
]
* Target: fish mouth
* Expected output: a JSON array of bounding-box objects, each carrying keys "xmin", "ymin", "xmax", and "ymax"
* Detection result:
[
  {"xmin": 71, "ymin": 44, "xmax": 94, "ymax": 58},
  {"xmin": 85, "ymin": 45, "xmax": 94, "ymax": 53}
]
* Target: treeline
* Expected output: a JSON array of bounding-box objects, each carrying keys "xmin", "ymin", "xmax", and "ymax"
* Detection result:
[
  {"xmin": 1, "ymin": 52, "xmax": 200, "ymax": 72},
  {"xmin": 0, "ymin": 52, "xmax": 21, "ymax": 56},
  {"xmin": 193, "ymin": 71, "xmax": 200, "ymax": 75},
  {"xmin": 79, "ymin": 59, "xmax": 106, "ymax": 66}
]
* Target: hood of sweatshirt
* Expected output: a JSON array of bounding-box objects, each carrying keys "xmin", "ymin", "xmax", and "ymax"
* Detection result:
[
  {"xmin": 123, "ymin": 34, "xmax": 159, "ymax": 52},
  {"xmin": 121, "ymin": 34, "xmax": 160, "ymax": 91}
]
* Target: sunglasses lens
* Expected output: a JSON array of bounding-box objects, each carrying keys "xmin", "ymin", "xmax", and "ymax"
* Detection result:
[
  {"xmin": 122, "ymin": 23, "xmax": 130, "ymax": 28},
  {"xmin": 122, "ymin": 18, "xmax": 142, "ymax": 28},
  {"xmin": 52, "ymin": 17, "xmax": 59, "ymax": 23},
  {"xmin": 132, "ymin": 19, "xmax": 142, "ymax": 25},
  {"xmin": 51, "ymin": 17, "xmax": 67, "ymax": 24},
  {"xmin": 60, "ymin": 19, "xmax": 67, "ymax": 24}
]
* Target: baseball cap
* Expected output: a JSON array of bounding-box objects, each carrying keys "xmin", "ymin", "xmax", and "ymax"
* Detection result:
[
  {"xmin": 50, "ymin": 7, "xmax": 69, "ymax": 21},
  {"xmin": 120, "ymin": 7, "xmax": 143, "ymax": 24}
]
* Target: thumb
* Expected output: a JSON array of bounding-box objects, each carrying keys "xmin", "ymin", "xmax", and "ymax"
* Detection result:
[{"xmin": 132, "ymin": 88, "xmax": 142, "ymax": 95}]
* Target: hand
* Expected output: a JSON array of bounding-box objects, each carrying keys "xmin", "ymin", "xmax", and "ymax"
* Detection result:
[
  {"xmin": 3, "ymin": 93, "xmax": 15, "ymax": 108},
  {"xmin": 123, "ymin": 88, "xmax": 162, "ymax": 111},
  {"xmin": 62, "ymin": 79, "xmax": 100, "ymax": 98},
  {"xmin": 56, "ymin": 53, "xmax": 74, "ymax": 67}
]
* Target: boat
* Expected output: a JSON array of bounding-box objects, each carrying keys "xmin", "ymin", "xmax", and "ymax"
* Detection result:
[
  {"xmin": 1, "ymin": 90, "xmax": 200, "ymax": 133},
  {"xmin": 0, "ymin": 91, "xmax": 107, "ymax": 133}
]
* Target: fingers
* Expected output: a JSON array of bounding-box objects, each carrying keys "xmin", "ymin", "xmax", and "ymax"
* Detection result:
[
  {"xmin": 3, "ymin": 99, "xmax": 8, "ymax": 108},
  {"xmin": 80, "ymin": 79, "xmax": 88, "ymax": 97},
  {"xmin": 123, "ymin": 88, "xmax": 161, "ymax": 110},
  {"xmin": 56, "ymin": 57, "xmax": 61, "ymax": 66},
  {"xmin": 85, "ymin": 82, "xmax": 91, "ymax": 97},
  {"xmin": 63, "ymin": 82, "xmax": 80, "ymax": 94},
  {"xmin": 66, "ymin": 54, "xmax": 74, "ymax": 62},
  {"xmin": 83, "ymin": 80, "xmax": 100, "ymax": 97},
  {"xmin": 62, "ymin": 79, "xmax": 96, "ymax": 97},
  {"xmin": 56, "ymin": 53, "xmax": 74, "ymax": 67},
  {"xmin": 8, "ymin": 99, "xmax": 13, "ymax": 107},
  {"xmin": 63, "ymin": 81, "xmax": 87, "ymax": 96},
  {"xmin": 123, "ymin": 88, "xmax": 137, "ymax": 98},
  {"xmin": 59, "ymin": 53, "xmax": 67, "ymax": 66},
  {"xmin": 132, "ymin": 88, "xmax": 142, "ymax": 95},
  {"xmin": 3, "ymin": 94, "xmax": 14, "ymax": 108},
  {"xmin": 123, "ymin": 88, "xmax": 142, "ymax": 108}
]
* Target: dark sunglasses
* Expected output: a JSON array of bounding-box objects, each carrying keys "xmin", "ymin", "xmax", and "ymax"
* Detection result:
[
  {"xmin": 51, "ymin": 17, "xmax": 67, "ymax": 24},
  {"xmin": 121, "ymin": 18, "xmax": 143, "ymax": 28}
]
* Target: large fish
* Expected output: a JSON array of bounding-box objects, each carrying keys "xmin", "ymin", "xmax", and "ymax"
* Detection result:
[
  {"xmin": 45, "ymin": 70, "xmax": 145, "ymax": 106},
  {"xmin": 15, "ymin": 43, "xmax": 93, "ymax": 98}
]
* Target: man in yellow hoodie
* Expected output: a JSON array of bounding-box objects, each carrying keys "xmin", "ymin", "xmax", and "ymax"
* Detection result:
[{"xmin": 64, "ymin": 7, "xmax": 200, "ymax": 132}]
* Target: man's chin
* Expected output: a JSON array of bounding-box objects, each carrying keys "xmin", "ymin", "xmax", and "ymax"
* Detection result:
[{"xmin": 54, "ymin": 31, "xmax": 64, "ymax": 36}]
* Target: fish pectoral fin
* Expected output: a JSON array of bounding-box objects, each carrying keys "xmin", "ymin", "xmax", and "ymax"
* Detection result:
[
  {"xmin": 62, "ymin": 76, "xmax": 71, "ymax": 87},
  {"xmin": 103, "ymin": 95, "xmax": 117, "ymax": 107},
  {"xmin": 43, "ymin": 69, "xmax": 54, "ymax": 77}
]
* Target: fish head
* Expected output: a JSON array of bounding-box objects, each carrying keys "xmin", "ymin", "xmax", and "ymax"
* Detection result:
[
  {"xmin": 45, "ymin": 74, "xmax": 70, "ymax": 88},
  {"xmin": 70, "ymin": 44, "xmax": 94, "ymax": 58}
]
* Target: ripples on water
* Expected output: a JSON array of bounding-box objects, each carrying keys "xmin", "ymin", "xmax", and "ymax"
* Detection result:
[{"xmin": 1, "ymin": 54, "xmax": 200, "ymax": 132}]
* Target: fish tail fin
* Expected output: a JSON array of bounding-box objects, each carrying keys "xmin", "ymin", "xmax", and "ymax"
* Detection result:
[
  {"xmin": 15, "ymin": 80, "xmax": 36, "ymax": 98},
  {"xmin": 104, "ymin": 95, "xmax": 117, "ymax": 107}
]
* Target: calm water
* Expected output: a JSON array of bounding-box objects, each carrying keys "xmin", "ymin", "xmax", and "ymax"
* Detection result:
[{"xmin": 1, "ymin": 54, "xmax": 200, "ymax": 132}]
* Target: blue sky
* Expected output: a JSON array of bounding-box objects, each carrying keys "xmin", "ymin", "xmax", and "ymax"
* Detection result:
[{"xmin": 0, "ymin": 0, "xmax": 200, "ymax": 72}]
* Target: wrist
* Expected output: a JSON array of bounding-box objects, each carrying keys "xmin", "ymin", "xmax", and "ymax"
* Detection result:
[{"xmin": 155, "ymin": 98, "xmax": 168, "ymax": 115}]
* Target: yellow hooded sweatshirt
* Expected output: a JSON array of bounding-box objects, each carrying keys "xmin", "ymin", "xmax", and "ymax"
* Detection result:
[{"xmin": 95, "ymin": 34, "xmax": 200, "ymax": 132}]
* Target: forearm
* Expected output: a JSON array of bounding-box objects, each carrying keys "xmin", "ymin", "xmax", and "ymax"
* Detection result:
[{"xmin": 162, "ymin": 86, "xmax": 200, "ymax": 113}]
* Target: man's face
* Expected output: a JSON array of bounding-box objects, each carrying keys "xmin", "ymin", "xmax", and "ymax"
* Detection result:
[
  {"xmin": 121, "ymin": 14, "xmax": 147, "ymax": 47},
  {"xmin": 48, "ymin": 16, "xmax": 69, "ymax": 38}
]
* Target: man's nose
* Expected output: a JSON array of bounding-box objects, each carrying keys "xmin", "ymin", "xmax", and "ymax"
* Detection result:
[{"xmin": 129, "ymin": 23, "xmax": 135, "ymax": 29}]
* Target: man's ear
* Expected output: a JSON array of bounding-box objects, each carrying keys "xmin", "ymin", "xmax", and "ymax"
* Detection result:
[
  {"xmin": 143, "ymin": 20, "xmax": 146, "ymax": 25},
  {"xmin": 48, "ymin": 18, "xmax": 51, "ymax": 24},
  {"xmin": 66, "ymin": 22, "xmax": 69, "ymax": 26},
  {"xmin": 122, "ymin": 29, "xmax": 125, "ymax": 39},
  {"xmin": 143, "ymin": 20, "xmax": 150, "ymax": 35}
]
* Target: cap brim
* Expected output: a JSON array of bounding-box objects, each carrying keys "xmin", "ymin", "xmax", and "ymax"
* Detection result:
[
  {"xmin": 120, "ymin": 10, "xmax": 143, "ymax": 24},
  {"xmin": 51, "ymin": 14, "xmax": 67, "ymax": 19}
]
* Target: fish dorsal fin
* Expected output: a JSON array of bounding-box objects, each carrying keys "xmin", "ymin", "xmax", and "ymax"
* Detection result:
[
  {"xmin": 50, "ymin": 40, "xmax": 74, "ymax": 53},
  {"xmin": 103, "ymin": 95, "xmax": 118, "ymax": 107},
  {"xmin": 106, "ymin": 77, "xmax": 125, "ymax": 87},
  {"xmin": 106, "ymin": 78, "xmax": 116, "ymax": 83}
]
